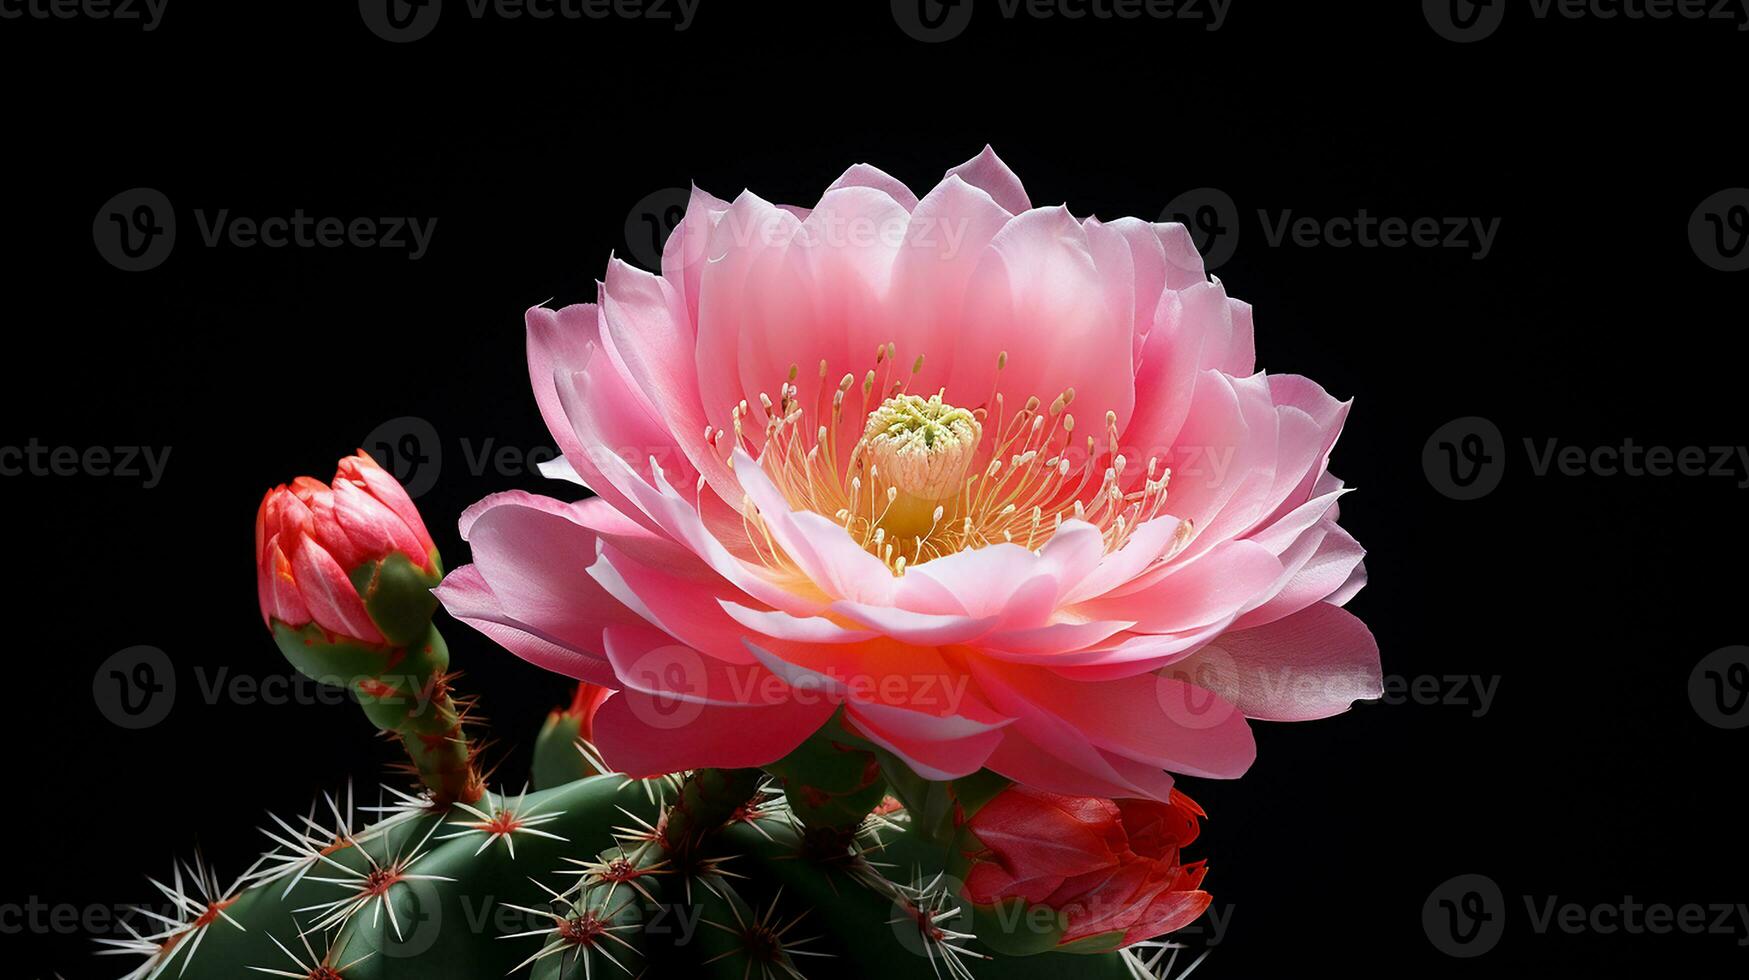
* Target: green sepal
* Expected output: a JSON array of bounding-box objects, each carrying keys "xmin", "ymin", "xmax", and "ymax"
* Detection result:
[
  {"xmin": 873, "ymin": 757, "xmax": 1012, "ymax": 845},
  {"xmin": 873, "ymin": 745, "xmax": 959, "ymax": 842},
  {"xmin": 1054, "ymin": 929, "xmax": 1129, "ymax": 954},
  {"xmin": 271, "ymin": 620, "xmax": 400, "ymax": 687},
  {"xmin": 947, "ymin": 770, "xmax": 1013, "ymax": 822},
  {"xmin": 764, "ymin": 718, "xmax": 888, "ymax": 832},
  {"xmin": 351, "ymin": 548, "xmax": 444, "ymax": 647},
  {"xmin": 968, "ymin": 896, "xmax": 1070, "ymax": 956},
  {"xmin": 271, "ymin": 621, "xmax": 451, "ymax": 726}
]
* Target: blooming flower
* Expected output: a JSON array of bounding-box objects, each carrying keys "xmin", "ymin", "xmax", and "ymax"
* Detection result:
[
  {"xmin": 256, "ymin": 451, "xmax": 441, "ymax": 647},
  {"xmin": 257, "ymin": 452, "xmax": 480, "ymax": 803},
  {"xmin": 436, "ymin": 148, "xmax": 1380, "ymax": 800},
  {"xmin": 960, "ymin": 783, "xmax": 1210, "ymax": 953}
]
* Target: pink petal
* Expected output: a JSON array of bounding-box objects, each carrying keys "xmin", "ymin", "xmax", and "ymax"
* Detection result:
[
  {"xmin": 461, "ymin": 493, "xmax": 647, "ymax": 658},
  {"xmin": 824, "ymin": 162, "xmax": 920, "ymax": 211},
  {"xmin": 1253, "ymin": 373, "xmax": 1352, "ymax": 530},
  {"xmin": 1061, "ymin": 515, "xmax": 1190, "ymax": 604},
  {"xmin": 602, "ymin": 624, "xmax": 771, "ymax": 706},
  {"xmin": 1232, "ymin": 521, "xmax": 1366, "ymax": 630},
  {"xmin": 434, "ymin": 565, "xmax": 617, "ymax": 686},
  {"xmin": 587, "ymin": 542, "xmax": 761, "ymax": 664},
  {"xmin": 1328, "ymin": 560, "xmax": 1368, "ymax": 606},
  {"xmin": 592, "ymin": 687, "xmax": 833, "ymax": 777},
  {"xmin": 1102, "ymin": 217, "xmax": 1174, "ymax": 356},
  {"xmin": 590, "ymin": 624, "xmax": 836, "ymax": 775},
  {"xmin": 692, "ymin": 191, "xmax": 803, "ymax": 447},
  {"xmin": 1075, "ymin": 539, "xmax": 1282, "ymax": 635},
  {"xmin": 718, "ymin": 601, "xmax": 873, "ymax": 644},
  {"xmin": 1164, "ymin": 603, "xmax": 1382, "ymax": 722},
  {"xmin": 1006, "ymin": 621, "xmax": 1232, "ymax": 675},
  {"xmin": 982, "ymin": 724, "xmax": 1177, "ymax": 801},
  {"xmin": 525, "ymin": 303, "xmax": 660, "ymax": 532},
  {"xmin": 290, "ymin": 534, "xmax": 383, "ymax": 644},
  {"xmin": 338, "ymin": 452, "xmax": 435, "ymax": 558},
  {"xmin": 1154, "ymin": 222, "xmax": 1209, "ymax": 289},
  {"xmin": 830, "ymin": 600, "xmax": 1001, "ymax": 645},
  {"xmin": 597, "ymin": 260, "xmax": 729, "ymax": 498},
  {"xmin": 944, "ymin": 145, "xmax": 1032, "ymax": 216},
  {"xmin": 945, "ymin": 206, "xmax": 1135, "ymax": 436},
  {"xmin": 981, "ymin": 617, "xmax": 1136, "ymax": 656},
  {"xmin": 897, "ymin": 525, "xmax": 1101, "ymax": 620},
  {"xmin": 883, "ymin": 174, "xmax": 1016, "ymax": 397},
  {"xmin": 734, "ymin": 448, "xmax": 897, "ymax": 606},
  {"xmin": 261, "ymin": 534, "xmax": 309, "ymax": 626},
  {"xmin": 845, "ymin": 712, "xmax": 1003, "ymax": 781},
  {"xmin": 742, "ymin": 636, "xmax": 1008, "ymax": 730},
  {"xmin": 574, "ymin": 444, "xmax": 821, "ymax": 617},
  {"xmin": 662, "ymin": 184, "xmax": 732, "ymax": 321},
  {"xmin": 973, "ymin": 660, "xmax": 1257, "ymax": 780}
]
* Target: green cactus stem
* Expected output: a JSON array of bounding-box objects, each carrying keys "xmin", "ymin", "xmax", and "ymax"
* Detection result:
[
  {"xmin": 764, "ymin": 719, "xmax": 891, "ymax": 857},
  {"xmin": 659, "ymin": 767, "xmax": 766, "ymax": 864},
  {"xmin": 272, "ymin": 621, "xmax": 484, "ymax": 806}
]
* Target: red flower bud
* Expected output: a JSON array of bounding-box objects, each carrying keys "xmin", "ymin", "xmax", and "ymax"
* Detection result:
[
  {"xmin": 560, "ymin": 681, "xmax": 612, "ymax": 744},
  {"xmin": 255, "ymin": 451, "xmax": 440, "ymax": 646},
  {"xmin": 961, "ymin": 784, "xmax": 1211, "ymax": 952}
]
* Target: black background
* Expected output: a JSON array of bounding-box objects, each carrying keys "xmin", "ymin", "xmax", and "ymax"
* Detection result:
[{"xmin": 4, "ymin": 1, "xmax": 1746, "ymax": 976}]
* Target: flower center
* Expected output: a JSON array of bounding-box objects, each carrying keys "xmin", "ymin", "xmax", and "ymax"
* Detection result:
[
  {"xmin": 861, "ymin": 394, "xmax": 982, "ymax": 537},
  {"xmin": 717, "ymin": 345, "xmax": 1177, "ymax": 575}
]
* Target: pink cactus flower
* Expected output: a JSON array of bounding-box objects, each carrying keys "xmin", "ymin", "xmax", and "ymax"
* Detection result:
[
  {"xmin": 436, "ymin": 149, "xmax": 1380, "ymax": 800},
  {"xmin": 257, "ymin": 451, "xmax": 439, "ymax": 646}
]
